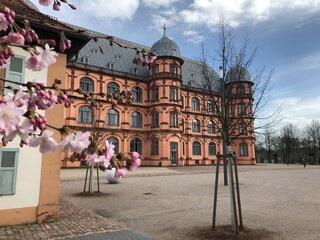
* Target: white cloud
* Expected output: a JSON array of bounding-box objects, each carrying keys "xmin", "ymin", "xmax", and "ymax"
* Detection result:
[
  {"xmin": 183, "ymin": 30, "xmax": 205, "ymax": 44},
  {"xmin": 80, "ymin": 0, "xmax": 140, "ymax": 21},
  {"xmin": 142, "ymin": 0, "xmax": 179, "ymax": 9},
  {"xmin": 179, "ymin": 0, "xmax": 320, "ymax": 29}
]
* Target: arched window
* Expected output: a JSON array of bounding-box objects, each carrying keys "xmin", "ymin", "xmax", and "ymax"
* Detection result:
[
  {"xmin": 240, "ymin": 143, "xmax": 249, "ymax": 156},
  {"xmin": 130, "ymin": 138, "xmax": 142, "ymax": 154},
  {"xmin": 107, "ymin": 82, "xmax": 119, "ymax": 94},
  {"xmin": 208, "ymin": 142, "xmax": 217, "ymax": 156},
  {"xmin": 78, "ymin": 106, "xmax": 93, "ymax": 124},
  {"xmin": 132, "ymin": 86, "xmax": 143, "ymax": 102},
  {"xmin": 192, "ymin": 97, "xmax": 200, "ymax": 111},
  {"xmin": 131, "ymin": 111, "xmax": 142, "ymax": 128},
  {"xmin": 80, "ymin": 77, "xmax": 94, "ymax": 93},
  {"xmin": 107, "ymin": 137, "xmax": 119, "ymax": 154},
  {"xmin": 106, "ymin": 109, "xmax": 119, "ymax": 126},
  {"xmin": 192, "ymin": 119, "xmax": 201, "ymax": 132},
  {"xmin": 192, "ymin": 141, "xmax": 201, "ymax": 155},
  {"xmin": 207, "ymin": 121, "xmax": 216, "ymax": 134}
]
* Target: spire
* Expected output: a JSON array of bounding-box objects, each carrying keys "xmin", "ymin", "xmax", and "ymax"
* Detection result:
[{"xmin": 163, "ymin": 22, "xmax": 167, "ymax": 37}]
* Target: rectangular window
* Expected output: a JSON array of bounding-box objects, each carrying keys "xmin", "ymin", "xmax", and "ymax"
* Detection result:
[
  {"xmin": 170, "ymin": 87, "xmax": 178, "ymax": 101},
  {"xmin": 207, "ymin": 101, "xmax": 214, "ymax": 113},
  {"xmin": 170, "ymin": 112, "xmax": 179, "ymax": 127},
  {"xmin": 170, "ymin": 64, "xmax": 178, "ymax": 74},
  {"xmin": 5, "ymin": 55, "xmax": 25, "ymax": 95},
  {"xmin": 0, "ymin": 149, "xmax": 19, "ymax": 195},
  {"xmin": 151, "ymin": 138, "xmax": 159, "ymax": 155},
  {"xmin": 240, "ymin": 144, "xmax": 249, "ymax": 156},
  {"xmin": 151, "ymin": 87, "xmax": 159, "ymax": 101},
  {"xmin": 151, "ymin": 112, "xmax": 159, "ymax": 127},
  {"xmin": 238, "ymin": 104, "xmax": 246, "ymax": 115}
]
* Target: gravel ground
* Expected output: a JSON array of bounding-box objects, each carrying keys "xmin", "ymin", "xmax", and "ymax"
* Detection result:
[{"xmin": 61, "ymin": 165, "xmax": 320, "ymax": 240}]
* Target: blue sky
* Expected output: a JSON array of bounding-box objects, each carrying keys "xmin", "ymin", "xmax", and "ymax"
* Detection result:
[{"xmin": 30, "ymin": 0, "xmax": 320, "ymax": 130}]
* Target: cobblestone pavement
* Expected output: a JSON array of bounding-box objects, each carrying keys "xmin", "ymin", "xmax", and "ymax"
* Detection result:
[{"xmin": 0, "ymin": 199, "xmax": 154, "ymax": 240}]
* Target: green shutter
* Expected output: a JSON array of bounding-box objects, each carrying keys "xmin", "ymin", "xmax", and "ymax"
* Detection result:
[
  {"xmin": 4, "ymin": 55, "xmax": 25, "ymax": 95},
  {"xmin": 0, "ymin": 149, "xmax": 19, "ymax": 195}
]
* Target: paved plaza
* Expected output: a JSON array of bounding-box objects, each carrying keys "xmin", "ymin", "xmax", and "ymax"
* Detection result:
[{"xmin": 1, "ymin": 164, "xmax": 320, "ymax": 239}]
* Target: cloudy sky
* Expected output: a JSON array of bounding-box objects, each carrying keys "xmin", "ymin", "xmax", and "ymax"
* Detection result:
[{"xmin": 31, "ymin": 0, "xmax": 320, "ymax": 131}]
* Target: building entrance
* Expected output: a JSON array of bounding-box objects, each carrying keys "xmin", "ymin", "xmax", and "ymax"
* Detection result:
[{"xmin": 170, "ymin": 142, "xmax": 178, "ymax": 165}]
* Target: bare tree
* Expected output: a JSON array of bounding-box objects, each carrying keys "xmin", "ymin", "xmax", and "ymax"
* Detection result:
[
  {"xmin": 301, "ymin": 120, "xmax": 320, "ymax": 164},
  {"xmin": 198, "ymin": 15, "xmax": 281, "ymax": 233},
  {"xmin": 276, "ymin": 123, "xmax": 300, "ymax": 164}
]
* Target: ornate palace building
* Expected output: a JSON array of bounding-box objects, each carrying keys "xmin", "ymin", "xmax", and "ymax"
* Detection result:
[{"xmin": 61, "ymin": 26, "xmax": 256, "ymax": 167}]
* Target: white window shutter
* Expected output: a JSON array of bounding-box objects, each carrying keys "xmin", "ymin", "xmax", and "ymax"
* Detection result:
[
  {"xmin": 0, "ymin": 149, "xmax": 19, "ymax": 195},
  {"xmin": 4, "ymin": 56, "xmax": 25, "ymax": 95}
]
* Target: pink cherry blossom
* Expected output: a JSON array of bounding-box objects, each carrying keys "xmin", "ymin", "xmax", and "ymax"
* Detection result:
[
  {"xmin": 3, "ymin": 118, "xmax": 32, "ymax": 144},
  {"xmin": 26, "ymin": 44, "xmax": 58, "ymax": 71},
  {"xmin": 59, "ymin": 131, "xmax": 91, "ymax": 153},
  {"xmin": 1, "ymin": 32, "xmax": 25, "ymax": 45},
  {"xmin": 131, "ymin": 151, "xmax": 140, "ymax": 161},
  {"xmin": 0, "ymin": 102, "xmax": 23, "ymax": 134},
  {"xmin": 29, "ymin": 129, "xmax": 58, "ymax": 153},
  {"xmin": 25, "ymin": 54, "xmax": 43, "ymax": 71},
  {"xmin": 0, "ymin": 13, "xmax": 10, "ymax": 31},
  {"xmin": 37, "ymin": 43, "xmax": 58, "ymax": 66},
  {"xmin": 86, "ymin": 154, "xmax": 110, "ymax": 169},
  {"xmin": 39, "ymin": 0, "xmax": 52, "ymax": 6},
  {"xmin": 115, "ymin": 168, "xmax": 126, "ymax": 179},
  {"xmin": 105, "ymin": 140, "xmax": 115, "ymax": 161},
  {"xmin": 128, "ymin": 158, "xmax": 141, "ymax": 171}
]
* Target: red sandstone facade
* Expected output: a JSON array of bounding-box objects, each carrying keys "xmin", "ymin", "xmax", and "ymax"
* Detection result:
[{"xmin": 61, "ymin": 38, "xmax": 256, "ymax": 167}]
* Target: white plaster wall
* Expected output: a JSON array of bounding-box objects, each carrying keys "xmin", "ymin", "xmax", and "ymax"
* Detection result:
[{"xmin": 0, "ymin": 47, "xmax": 48, "ymax": 210}]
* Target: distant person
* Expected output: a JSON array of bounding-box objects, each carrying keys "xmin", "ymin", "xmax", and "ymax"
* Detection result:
[{"xmin": 303, "ymin": 159, "xmax": 306, "ymax": 168}]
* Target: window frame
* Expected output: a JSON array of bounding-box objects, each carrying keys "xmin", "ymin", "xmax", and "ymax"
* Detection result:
[
  {"xmin": 106, "ymin": 109, "xmax": 119, "ymax": 126},
  {"xmin": 151, "ymin": 111, "xmax": 159, "ymax": 128},
  {"xmin": 80, "ymin": 77, "xmax": 94, "ymax": 93},
  {"xmin": 107, "ymin": 82, "xmax": 120, "ymax": 95},
  {"xmin": 170, "ymin": 111, "xmax": 179, "ymax": 127},
  {"xmin": 238, "ymin": 103, "xmax": 246, "ymax": 115},
  {"xmin": 170, "ymin": 86, "xmax": 179, "ymax": 101},
  {"xmin": 130, "ymin": 138, "xmax": 142, "ymax": 154},
  {"xmin": 192, "ymin": 119, "xmax": 201, "ymax": 133},
  {"xmin": 192, "ymin": 97, "xmax": 200, "ymax": 111},
  {"xmin": 78, "ymin": 105, "xmax": 93, "ymax": 124},
  {"xmin": 192, "ymin": 141, "xmax": 201, "ymax": 155},
  {"xmin": 208, "ymin": 142, "xmax": 217, "ymax": 156},
  {"xmin": 132, "ymin": 86, "xmax": 143, "ymax": 103},
  {"xmin": 151, "ymin": 137, "xmax": 159, "ymax": 155},
  {"xmin": 151, "ymin": 87, "xmax": 159, "ymax": 101},
  {"xmin": 131, "ymin": 111, "xmax": 142, "ymax": 128},
  {"xmin": 0, "ymin": 148, "xmax": 19, "ymax": 195},
  {"xmin": 240, "ymin": 143, "xmax": 249, "ymax": 156},
  {"xmin": 207, "ymin": 121, "xmax": 216, "ymax": 134}
]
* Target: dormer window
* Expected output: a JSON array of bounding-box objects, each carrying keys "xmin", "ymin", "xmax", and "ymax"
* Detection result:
[
  {"xmin": 106, "ymin": 62, "xmax": 115, "ymax": 70},
  {"xmin": 80, "ymin": 56, "xmax": 88, "ymax": 64},
  {"xmin": 131, "ymin": 68, "xmax": 138, "ymax": 75}
]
